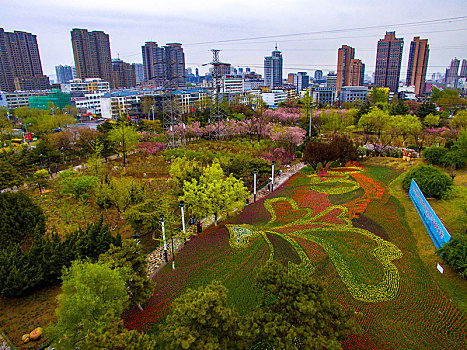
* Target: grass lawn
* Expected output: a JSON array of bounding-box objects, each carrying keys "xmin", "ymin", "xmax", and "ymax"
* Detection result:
[{"xmin": 0, "ymin": 285, "xmax": 60, "ymax": 349}]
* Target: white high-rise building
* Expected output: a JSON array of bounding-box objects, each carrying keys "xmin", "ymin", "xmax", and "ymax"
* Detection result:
[{"xmin": 264, "ymin": 45, "xmax": 283, "ymax": 89}]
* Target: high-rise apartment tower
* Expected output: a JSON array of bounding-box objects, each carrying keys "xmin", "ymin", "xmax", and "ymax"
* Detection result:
[
  {"xmin": 374, "ymin": 32, "xmax": 404, "ymax": 93},
  {"xmin": 406, "ymin": 37, "xmax": 429, "ymax": 96},
  {"xmin": 141, "ymin": 41, "xmax": 186, "ymax": 88},
  {"xmin": 336, "ymin": 45, "xmax": 355, "ymax": 93},
  {"xmin": 71, "ymin": 28, "xmax": 112, "ymax": 83},
  {"xmin": 0, "ymin": 28, "xmax": 50, "ymax": 91}
]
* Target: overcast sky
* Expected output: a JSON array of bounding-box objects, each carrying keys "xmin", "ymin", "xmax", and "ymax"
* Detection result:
[{"xmin": 2, "ymin": 0, "xmax": 467, "ymax": 79}]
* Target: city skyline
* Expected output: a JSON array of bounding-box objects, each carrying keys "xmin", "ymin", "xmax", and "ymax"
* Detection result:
[{"xmin": 1, "ymin": 1, "xmax": 466, "ymax": 80}]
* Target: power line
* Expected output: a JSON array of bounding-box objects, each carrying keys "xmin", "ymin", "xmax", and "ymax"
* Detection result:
[
  {"xmin": 184, "ymin": 16, "xmax": 467, "ymax": 46},
  {"xmin": 119, "ymin": 25, "xmax": 467, "ymax": 60}
]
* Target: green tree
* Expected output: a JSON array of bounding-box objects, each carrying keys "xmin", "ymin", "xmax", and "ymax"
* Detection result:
[
  {"xmin": 368, "ymin": 87, "xmax": 389, "ymax": 105},
  {"xmin": 124, "ymin": 198, "xmax": 161, "ymax": 236},
  {"xmin": 59, "ymin": 173, "xmax": 99, "ymax": 200},
  {"xmin": 450, "ymin": 110, "xmax": 467, "ymax": 129},
  {"xmin": 108, "ymin": 123, "xmax": 139, "ymax": 167},
  {"xmin": 169, "ymin": 156, "xmax": 202, "ymax": 192},
  {"xmin": 48, "ymin": 261, "xmax": 129, "ymax": 350},
  {"xmin": 389, "ymin": 99, "xmax": 410, "ymax": 116},
  {"xmin": 0, "ymin": 159, "xmax": 23, "ymax": 190},
  {"xmin": 243, "ymin": 261, "xmax": 356, "ymax": 349},
  {"xmin": 423, "ymin": 113, "xmax": 440, "ymax": 127},
  {"xmin": 181, "ymin": 159, "xmax": 249, "ymax": 225},
  {"xmin": 84, "ymin": 316, "xmax": 156, "ymax": 350},
  {"xmin": 157, "ymin": 281, "xmax": 243, "ymax": 350},
  {"xmin": 32, "ymin": 168, "xmax": 50, "ymax": 196},
  {"xmin": 0, "ymin": 191, "xmax": 45, "ymax": 248},
  {"xmin": 96, "ymin": 177, "xmax": 145, "ymax": 217},
  {"xmin": 99, "ymin": 240, "xmax": 155, "ymax": 309},
  {"xmin": 416, "ymin": 101, "xmax": 438, "ymax": 120},
  {"xmin": 358, "ymin": 107, "xmax": 391, "ymax": 141}
]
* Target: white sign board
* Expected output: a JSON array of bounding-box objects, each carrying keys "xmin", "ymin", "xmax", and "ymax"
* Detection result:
[{"xmin": 437, "ymin": 264, "xmax": 444, "ymax": 274}]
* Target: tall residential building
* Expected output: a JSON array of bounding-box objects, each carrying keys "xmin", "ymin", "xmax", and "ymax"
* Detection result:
[
  {"xmin": 71, "ymin": 28, "xmax": 112, "ymax": 83},
  {"xmin": 406, "ymin": 37, "xmax": 429, "ymax": 96},
  {"xmin": 264, "ymin": 45, "xmax": 283, "ymax": 89},
  {"xmin": 374, "ymin": 31, "xmax": 404, "ymax": 93},
  {"xmin": 141, "ymin": 41, "xmax": 186, "ymax": 88},
  {"xmin": 132, "ymin": 63, "xmax": 144, "ymax": 84},
  {"xmin": 55, "ymin": 65, "xmax": 74, "ymax": 84},
  {"xmin": 0, "ymin": 28, "xmax": 50, "ymax": 92},
  {"xmin": 314, "ymin": 70, "xmax": 323, "ymax": 80},
  {"xmin": 349, "ymin": 59, "xmax": 365, "ymax": 86},
  {"xmin": 111, "ymin": 59, "xmax": 136, "ymax": 89},
  {"xmin": 460, "ymin": 59, "xmax": 467, "ymax": 78},
  {"xmin": 336, "ymin": 45, "xmax": 355, "ymax": 93},
  {"xmin": 445, "ymin": 58, "xmax": 460, "ymax": 85},
  {"xmin": 142, "ymin": 41, "xmax": 165, "ymax": 84},
  {"xmin": 164, "ymin": 43, "xmax": 186, "ymax": 88}
]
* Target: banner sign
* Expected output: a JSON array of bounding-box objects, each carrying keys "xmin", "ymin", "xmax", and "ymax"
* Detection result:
[{"xmin": 409, "ymin": 179, "xmax": 451, "ymax": 249}]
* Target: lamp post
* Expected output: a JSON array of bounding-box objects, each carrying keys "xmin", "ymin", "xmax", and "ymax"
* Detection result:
[
  {"xmin": 160, "ymin": 214, "xmax": 168, "ymax": 263},
  {"xmin": 180, "ymin": 200, "xmax": 186, "ymax": 244},
  {"xmin": 271, "ymin": 161, "xmax": 275, "ymax": 192},
  {"xmin": 170, "ymin": 229, "xmax": 176, "ymax": 270},
  {"xmin": 253, "ymin": 168, "xmax": 257, "ymax": 202},
  {"xmin": 39, "ymin": 153, "xmax": 43, "ymax": 167}
]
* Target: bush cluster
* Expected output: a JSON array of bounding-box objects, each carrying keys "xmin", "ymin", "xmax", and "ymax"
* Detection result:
[
  {"xmin": 437, "ymin": 236, "xmax": 467, "ymax": 278},
  {"xmin": 0, "ymin": 216, "xmax": 121, "ymax": 297},
  {"xmin": 402, "ymin": 165, "xmax": 453, "ymax": 199},
  {"xmin": 424, "ymin": 147, "xmax": 465, "ymax": 169}
]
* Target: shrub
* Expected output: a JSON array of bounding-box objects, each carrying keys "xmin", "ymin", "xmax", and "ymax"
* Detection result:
[
  {"xmin": 60, "ymin": 174, "xmax": 99, "ymax": 200},
  {"xmin": 424, "ymin": 147, "xmax": 448, "ymax": 165},
  {"xmin": 0, "ymin": 191, "xmax": 45, "ymax": 248},
  {"xmin": 437, "ymin": 236, "xmax": 467, "ymax": 278},
  {"xmin": 442, "ymin": 151, "xmax": 466, "ymax": 170},
  {"xmin": 402, "ymin": 165, "xmax": 453, "ymax": 199}
]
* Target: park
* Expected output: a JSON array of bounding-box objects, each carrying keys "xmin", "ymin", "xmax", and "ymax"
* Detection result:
[{"xmin": 0, "ymin": 88, "xmax": 466, "ymax": 349}]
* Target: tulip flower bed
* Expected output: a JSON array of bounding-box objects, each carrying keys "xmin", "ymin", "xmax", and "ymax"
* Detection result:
[{"xmin": 124, "ymin": 164, "xmax": 466, "ymax": 349}]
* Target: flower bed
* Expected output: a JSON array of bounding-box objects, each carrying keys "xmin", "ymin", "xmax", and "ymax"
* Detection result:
[{"xmin": 124, "ymin": 164, "xmax": 467, "ymax": 349}]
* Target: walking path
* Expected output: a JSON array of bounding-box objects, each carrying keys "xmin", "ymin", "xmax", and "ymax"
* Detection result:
[{"xmin": 146, "ymin": 162, "xmax": 307, "ymax": 277}]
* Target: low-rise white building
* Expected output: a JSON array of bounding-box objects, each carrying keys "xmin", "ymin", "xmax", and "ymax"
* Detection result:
[
  {"xmin": 261, "ymin": 89, "xmax": 288, "ymax": 108},
  {"xmin": 339, "ymin": 86, "xmax": 368, "ymax": 103},
  {"xmin": 222, "ymin": 75, "xmax": 244, "ymax": 94},
  {"xmin": 74, "ymin": 92, "xmax": 106, "ymax": 115},
  {"xmin": 0, "ymin": 90, "xmax": 49, "ymax": 109},
  {"xmin": 61, "ymin": 78, "xmax": 110, "ymax": 94}
]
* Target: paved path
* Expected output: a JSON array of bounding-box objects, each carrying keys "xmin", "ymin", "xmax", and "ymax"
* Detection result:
[{"xmin": 146, "ymin": 162, "xmax": 307, "ymax": 277}]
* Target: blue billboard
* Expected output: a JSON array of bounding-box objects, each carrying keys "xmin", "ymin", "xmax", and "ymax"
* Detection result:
[{"xmin": 409, "ymin": 179, "xmax": 451, "ymax": 249}]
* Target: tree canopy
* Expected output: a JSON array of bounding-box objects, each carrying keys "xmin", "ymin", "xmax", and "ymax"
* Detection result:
[
  {"xmin": 243, "ymin": 261, "xmax": 356, "ymax": 349},
  {"xmin": 181, "ymin": 159, "xmax": 249, "ymax": 225},
  {"xmin": 47, "ymin": 261, "xmax": 129, "ymax": 350},
  {"xmin": 0, "ymin": 191, "xmax": 45, "ymax": 248},
  {"xmin": 156, "ymin": 281, "xmax": 243, "ymax": 350}
]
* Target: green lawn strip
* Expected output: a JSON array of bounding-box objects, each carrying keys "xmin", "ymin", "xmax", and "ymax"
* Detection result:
[{"xmin": 389, "ymin": 171, "xmax": 467, "ymax": 314}]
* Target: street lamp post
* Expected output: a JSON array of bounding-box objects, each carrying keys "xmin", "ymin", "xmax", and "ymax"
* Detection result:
[
  {"xmin": 253, "ymin": 168, "xmax": 257, "ymax": 202},
  {"xmin": 160, "ymin": 214, "xmax": 168, "ymax": 263},
  {"xmin": 39, "ymin": 153, "xmax": 43, "ymax": 167},
  {"xmin": 271, "ymin": 161, "xmax": 275, "ymax": 192},
  {"xmin": 170, "ymin": 229, "xmax": 175, "ymax": 270},
  {"xmin": 180, "ymin": 200, "xmax": 186, "ymax": 244}
]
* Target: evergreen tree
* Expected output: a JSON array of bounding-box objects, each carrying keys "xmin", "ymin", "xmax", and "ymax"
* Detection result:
[{"xmin": 99, "ymin": 240, "xmax": 155, "ymax": 309}]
